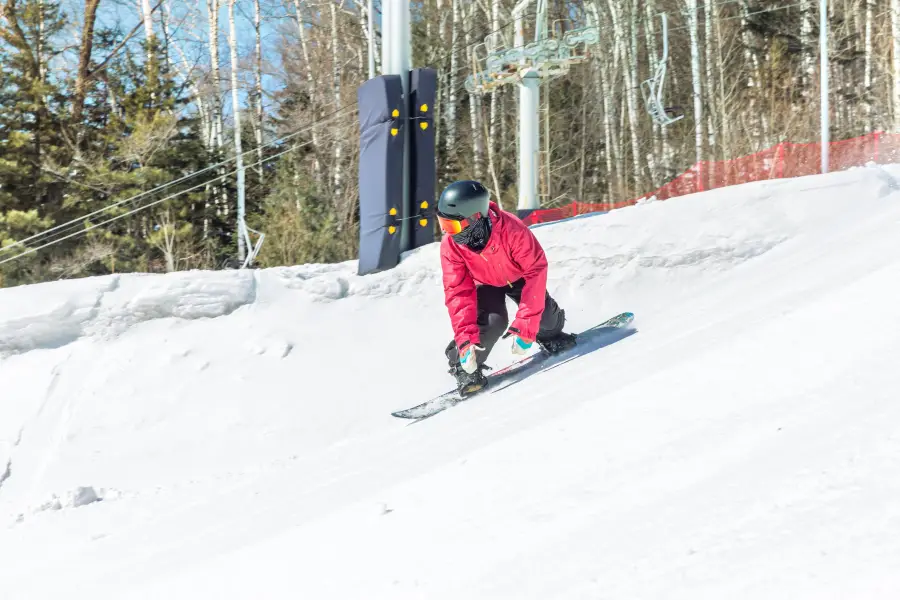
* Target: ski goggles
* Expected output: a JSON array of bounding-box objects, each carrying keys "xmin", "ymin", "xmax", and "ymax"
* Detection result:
[
  {"xmin": 437, "ymin": 212, "xmax": 481, "ymax": 235},
  {"xmin": 437, "ymin": 215, "xmax": 471, "ymax": 235}
]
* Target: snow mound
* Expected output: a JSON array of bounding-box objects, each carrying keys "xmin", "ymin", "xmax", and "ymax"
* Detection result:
[
  {"xmin": 13, "ymin": 486, "xmax": 124, "ymax": 526},
  {"xmin": 0, "ymin": 270, "xmax": 256, "ymax": 357},
  {"xmin": 272, "ymin": 245, "xmax": 442, "ymax": 302},
  {"xmin": 32, "ymin": 486, "xmax": 104, "ymax": 513}
]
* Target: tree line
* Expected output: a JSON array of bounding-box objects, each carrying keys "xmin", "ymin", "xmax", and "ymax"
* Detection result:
[{"xmin": 1, "ymin": 0, "xmax": 898, "ymax": 286}]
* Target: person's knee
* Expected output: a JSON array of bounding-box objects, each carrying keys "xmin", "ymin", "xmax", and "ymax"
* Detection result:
[
  {"xmin": 485, "ymin": 310, "xmax": 509, "ymax": 338},
  {"xmin": 445, "ymin": 339, "xmax": 459, "ymax": 361},
  {"xmin": 553, "ymin": 307, "xmax": 566, "ymax": 331},
  {"xmin": 539, "ymin": 301, "xmax": 566, "ymax": 338}
]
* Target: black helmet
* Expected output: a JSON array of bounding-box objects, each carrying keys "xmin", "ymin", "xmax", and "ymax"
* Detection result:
[{"xmin": 437, "ymin": 180, "xmax": 490, "ymax": 221}]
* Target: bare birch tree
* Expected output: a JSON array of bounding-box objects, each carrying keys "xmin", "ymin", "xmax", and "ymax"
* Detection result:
[
  {"xmin": 644, "ymin": 0, "xmax": 661, "ymax": 186},
  {"xmin": 291, "ymin": 0, "xmax": 322, "ymax": 183},
  {"xmin": 330, "ymin": 1, "xmax": 344, "ymax": 200},
  {"xmin": 704, "ymin": 0, "xmax": 716, "ymax": 160},
  {"xmin": 605, "ymin": 0, "xmax": 641, "ymax": 191},
  {"xmin": 684, "ymin": 0, "xmax": 703, "ymax": 167},
  {"xmin": 227, "ymin": 0, "xmax": 246, "ymax": 260},
  {"xmin": 712, "ymin": 1, "xmax": 731, "ymax": 161},
  {"xmin": 738, "ymin": 0, "xmax": 764, "ymax": 146},
  {"xmin": 485, "ymin": 0, "xmax": 503, "ymax": 204},
  {"xmin": 464, "ymin": 1, "xmax": 483, "ymax": 179},
  {"xmin": 445, "ymin": 0, "xmax": 460, "ymax": 156},
  {"xmin": 253, "ymin": 0, "xmax": 264, "ymax": 177},
  {"xmin": 800, "ymin": 0, "xmax": 814, "ymax": 97},
  {"xmin": 863, "ymin": 0, "xmax": 873, "ymax": 130},
  {"xmin": 205, "ymin": 0, "xmax": 227, "ymax": 217},
  {"xmin": 892, "ymin": 0, "xmax": 900, "ymax": 132}
]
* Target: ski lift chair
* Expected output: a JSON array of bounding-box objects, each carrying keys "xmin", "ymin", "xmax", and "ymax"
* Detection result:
[{"xmin": 642, "ymin": 13, "xmax": 684, "ymax": 127}]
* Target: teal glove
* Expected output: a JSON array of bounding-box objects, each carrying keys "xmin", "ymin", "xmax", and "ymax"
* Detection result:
[{"xmin": 460, "ymin": 342, "xmax": 485, "ymax": 373}]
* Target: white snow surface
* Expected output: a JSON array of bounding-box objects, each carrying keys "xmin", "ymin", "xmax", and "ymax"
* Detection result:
[{"xmin": 2, "ymin": 166, "xmax": 900, "ymax": 599}]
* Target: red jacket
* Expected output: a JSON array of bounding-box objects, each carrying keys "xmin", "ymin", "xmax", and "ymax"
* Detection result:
[{"xmin": 441, "ymin": 201, "xmax": 548, "ymax": 350}]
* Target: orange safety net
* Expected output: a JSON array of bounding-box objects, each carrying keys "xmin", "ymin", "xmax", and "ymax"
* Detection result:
[{"xmin": 522, "ymin": 131, "xmax": 900, "ymax": 226}]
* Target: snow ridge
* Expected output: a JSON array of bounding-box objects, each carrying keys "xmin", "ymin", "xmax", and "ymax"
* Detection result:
[
  {"xmin": 0, "ymin": 458, "xmax": 10, "ymax": 493},
  {"xmin": 0, "ymin": 270, "xmax": 257, "ymax": 357},
  {"xmin": 0, "ymin": 427, "xmax": 22, "ymax": 497},
  {"xmin": 273, "ymin": 246, "xmax": 441, "ymax": 302}
]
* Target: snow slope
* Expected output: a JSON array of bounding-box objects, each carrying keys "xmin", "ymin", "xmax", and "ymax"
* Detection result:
[{"xmin": 2, "ymin": 165, "xmax": 900, "ymax": 599}]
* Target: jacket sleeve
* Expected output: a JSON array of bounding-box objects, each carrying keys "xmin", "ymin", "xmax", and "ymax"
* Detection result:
[
  {"xmin": 508, "ymin": 222, "xmax": 548, "ymax": 342},
  {"xmin": 441, "ymin": 240, "xmax": 480, "ymax": 350}
]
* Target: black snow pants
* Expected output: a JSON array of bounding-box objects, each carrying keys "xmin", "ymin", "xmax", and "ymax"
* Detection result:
[{"xmin": 445, "ymin": 278, "xmax": 566, "ymax": 367}]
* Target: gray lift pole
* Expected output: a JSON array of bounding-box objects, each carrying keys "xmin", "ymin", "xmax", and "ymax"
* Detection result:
[
  {"xmin": 367, "ymin": 0, "xmax": 375, "ymax": 79},
  {"xmin": 463, "ymin": 2, "xmax": 678, "ymax": 215},
  {"xmin": 466, "ymin": 1, "xmax": 654, "ymax": 215},
  {"xmin": 381, "ymin": 0, "xmax": 413, "ymax": 253},
  {"xmin": 513, "ymin": 0, "xmax": 544, "ymax": 211},
  {"xmin": 517, "ymin": 71, "xmax": 541, "ymax": 211}
]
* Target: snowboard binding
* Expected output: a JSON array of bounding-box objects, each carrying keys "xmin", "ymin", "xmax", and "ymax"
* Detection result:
[
  {"xmin": 448, "ymin": 363, "xmax": 491, "ymax": 398},
  {"xmin": 537, "ymin": 331, "xmax": 578, "ymax": 356}
]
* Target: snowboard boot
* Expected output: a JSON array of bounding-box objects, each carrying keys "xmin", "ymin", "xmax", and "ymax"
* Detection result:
[
  {"xmin": 537, "ymin": 331, "xmax": 577, "ymax": 356},
  {"xmin": 449, "ymin": 363, "xmax": 489, "ymax": 398}
]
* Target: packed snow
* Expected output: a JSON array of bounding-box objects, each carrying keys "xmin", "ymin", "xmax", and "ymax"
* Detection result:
[{"xmin": 2, "ymin": 165, "xmax": 900, "ymax": 599}]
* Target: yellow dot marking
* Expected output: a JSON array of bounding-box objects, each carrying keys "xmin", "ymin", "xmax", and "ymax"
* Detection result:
[
  {"xmin": 388, "ymin": 225, "xmax": 396, "ymax": 234},
  {"xmin": 420, "ymin": 104, "xmax": 428, "ymax": 112},
  {"xmin": 419, "ymin": 219, "xmax": 428, "ymax": 227},
  {"xmin": 389, "ymin": 207, "xmax": 397, "ymax": 216},
  {"xmin": 390, "ymin": 128, "xmax": 398, "ymax": 136},
  {"xmin": 420, "ymin": 201, "xmax": 428, "ymax": 209},
  {"xmin": 420, "ymin": 122, "xmax": 428, "ymax": 131},
  {"xmin": 392, "ymin": 109, "xmax": 400, "ymax": 117}
]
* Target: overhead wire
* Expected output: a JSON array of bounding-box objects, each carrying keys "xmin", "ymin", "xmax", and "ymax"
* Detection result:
[
  {"xmin": 665, "ymin": 1, "xmax": 809, "ymax": 34},
  {"xmin": 0, "ymin": 100, "xmax": 359, "ymax": 259},
  {"xmin": 608, "ymin": 1, "xmax": 810, "ymax": 96},
  {"xmin": 0, "ymin": 129, "xmax": 341, "ymax": 267},
  {"xmin": 452, "ymin": 0, "xmax": 807, "ymax": 67},
  {"xmin": 449, "ymin": 0, "xmax": 812, "ymax": 96},
  {"xmin": 16, "ymin": 103, "xmax": 357, "ymax": 251}
]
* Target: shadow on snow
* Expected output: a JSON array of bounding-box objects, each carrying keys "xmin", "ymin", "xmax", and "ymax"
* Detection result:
[{"xmin": 394, "ymin": 317, "xmax": 637, "ymax": 423}]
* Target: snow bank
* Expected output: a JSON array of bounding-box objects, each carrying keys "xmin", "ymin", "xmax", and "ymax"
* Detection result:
[
  {"xmin": 1, "ymin": 165, "xmax": 899, "ymax": 599},
  {"xmin": 0, "ymin": 270, "xmax": 256, "ymax": 357},
  {"xmin": 24, "ymin": 485, "xmax": 109, "ymax": 516}
]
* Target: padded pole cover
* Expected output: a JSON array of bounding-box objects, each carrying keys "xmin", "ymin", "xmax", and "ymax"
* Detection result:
[
  {"xmin": 357, "ymin": 75, "xmax": 406, "ymax": 275},
  {"xmin": 408, "ymin": 68, "xmax": 438, "ymax": 250}
]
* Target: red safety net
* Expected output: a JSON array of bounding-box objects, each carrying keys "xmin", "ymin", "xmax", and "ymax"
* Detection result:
[{"xmin": 522, "ymin": 131, "xmax": 900, "ymax": 226}]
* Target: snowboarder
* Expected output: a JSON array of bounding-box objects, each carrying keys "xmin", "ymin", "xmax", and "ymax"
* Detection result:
[{"xmin": 437, "ymin": 180, "xmax": 577, "ymax": 397}]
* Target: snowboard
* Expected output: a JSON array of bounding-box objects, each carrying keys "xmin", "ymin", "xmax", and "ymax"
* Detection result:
[{"xmin": 391, "ymin": 311, "xmax": 635, "ymax": 421}]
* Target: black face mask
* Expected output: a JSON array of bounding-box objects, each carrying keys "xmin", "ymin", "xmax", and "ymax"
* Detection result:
[{"xmin": 452, "ymin": 215, "xmax": 492, "ymax": 252}]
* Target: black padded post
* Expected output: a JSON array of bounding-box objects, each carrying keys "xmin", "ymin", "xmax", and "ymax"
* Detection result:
[
  {"xmin": 357, "ymin": 75, "xmax": 406, "ymax": 275},
  {"xmin": 408, "ymin": 68, "xmax": 438, "ymax": 250}
]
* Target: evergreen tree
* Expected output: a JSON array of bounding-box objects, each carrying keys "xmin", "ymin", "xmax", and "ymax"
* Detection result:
[{"xmin": 0, "ymin": 0, "xmax": 67, "ymax": 284}]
